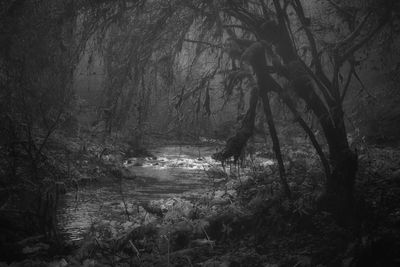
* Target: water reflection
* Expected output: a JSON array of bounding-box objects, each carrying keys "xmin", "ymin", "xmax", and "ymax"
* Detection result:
[
  {"xmin": 57, "ymin": 145, "xmax": 274, "ymax": 241},
  {"xmin": 57, "ymin": 146, "xmax": 217, "ymax": 241}
]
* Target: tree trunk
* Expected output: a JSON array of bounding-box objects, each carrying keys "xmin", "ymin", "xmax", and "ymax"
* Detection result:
[
  {"xmin": 320, "ymin": 112, "xmax": 358, "ymax": 223},
  {"xmin": 244, "ymin": 42, "xmax": 291, "ymax": 198},
  {"xmin": 324, "ymin": 148, "xmax": 358, "ymax": 221},
  {"xmin": 229, "ymin": 0, "xmax": 361, "ymax": 223},
  {"xmin": 286, "ymin": 61, "xmax": 358, "ymax": 222},
  {"xmin": 260, "ymin": 74, "xmax": 331, "ymax": 180},
  {"xmin": 259, "ymin": 88, "xmax": 291, "ymax": 198}
]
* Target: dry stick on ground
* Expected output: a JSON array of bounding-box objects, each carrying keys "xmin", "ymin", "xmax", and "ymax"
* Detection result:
[{"xmin": 128, "ymin": 240, "xmax": 141, "ymax": 262}]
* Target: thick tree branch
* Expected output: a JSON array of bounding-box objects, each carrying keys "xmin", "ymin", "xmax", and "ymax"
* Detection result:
[
  {"xmin": 297, "ymin": 58, "xmax": 336, "ymax": 107},
  {"xmin": 265, "ymin": 75, "xmax": 332, "ymax": 180}
]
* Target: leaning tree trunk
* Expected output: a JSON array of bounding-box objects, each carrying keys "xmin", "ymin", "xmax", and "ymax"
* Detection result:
[
  {"xmin": 243, "ymin": 42, "xmax": 291, "ymax": 199},
  {"xmin": 286, "ymin": 60, "xmax": 358, "ymax": 223},
  {"xmin": 259, "ymin": 87, "xmax": 291, "ymax": 199}
]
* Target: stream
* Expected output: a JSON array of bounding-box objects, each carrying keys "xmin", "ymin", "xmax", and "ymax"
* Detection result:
[{"xmin": 57, "ymin": 145, "xmax": 220, "ymax": 241}]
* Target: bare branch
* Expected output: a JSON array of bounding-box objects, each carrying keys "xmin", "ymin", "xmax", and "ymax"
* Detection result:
[
  {"xmin": 334, "ymin": 11, "xmax": 373, "ymax": 48},
  {"xmin": 340, "ymin": 17, "xmax": 389, "ymax": 63},
  {"xmin": 273, "ymin": 84, "xmax": 331, "ymax": 179},
  {"xmin": 353, "ymin": 67, "xmax": 376, "ymax": 99},
  {"xmin": 183, "ymin": 39, "xmax": 222, "ymax": 49},
  {"xmin": 331, "ymin": 61, "xmax": 341, "ymax": 101},
  {"xmin": 292, "ymin": 0, "xmax": 331, "ymax": 89},
  {"xmin": 222, "ymin": 24, "xmax": 252, "ymax": 32},
  {"xmin": 261, "ymin": 71, "xmax": 331, "ymax": 181},
  {"xmin": 298, "ymin": 59, "xmax": 336, "ymax": 106},
  {"xmin": 326, "ymin": 0, "xmax": 354, "ymax": 19},
  {"xmin": 340, "ymin": 62, "xmax": 355, "ymax": 103}
]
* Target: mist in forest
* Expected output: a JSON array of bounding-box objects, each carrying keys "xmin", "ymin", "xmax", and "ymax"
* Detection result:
[{"xmin": 1, "ymin": 0, "xmax": 400, "ymax": 266}]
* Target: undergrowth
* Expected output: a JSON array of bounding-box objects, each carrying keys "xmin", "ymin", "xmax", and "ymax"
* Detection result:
[{"xmin": 1, "ymin": 137, "xmax": 400, "ymax": 267}]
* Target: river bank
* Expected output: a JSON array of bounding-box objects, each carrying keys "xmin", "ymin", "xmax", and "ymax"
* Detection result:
[{"xmin": 1, "ymin": 133, "xmax": 400, "ymax": 266}]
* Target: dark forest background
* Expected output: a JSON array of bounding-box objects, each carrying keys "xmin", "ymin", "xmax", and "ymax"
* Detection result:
[{"xmin": 1, "ymin": 0, "xmax": 400, "ymax": 266}]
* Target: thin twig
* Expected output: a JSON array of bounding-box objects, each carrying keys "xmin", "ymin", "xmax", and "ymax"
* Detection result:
[
  {"xmin": 340, "ymin": 62, "xmax": 355, "ymax": 102},
  {"xmin": 183, "ymin": 39, "xmax": 222, "ymax": 49},
  {"xmin": 292, "ymin": 0, "xmax": 331, "ymax": 88},
  {"xmin": 334, "ymin": 11, "xmax": 373, "ymax": 48},
  {"xmin": 129, "ymin": 240, "xmax": 141, "ymax": 261}
]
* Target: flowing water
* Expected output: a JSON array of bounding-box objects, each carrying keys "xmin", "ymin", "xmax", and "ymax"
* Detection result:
[{"xmin": 57, "ymin": 145, "xmax": 219, "ymax": 241}]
